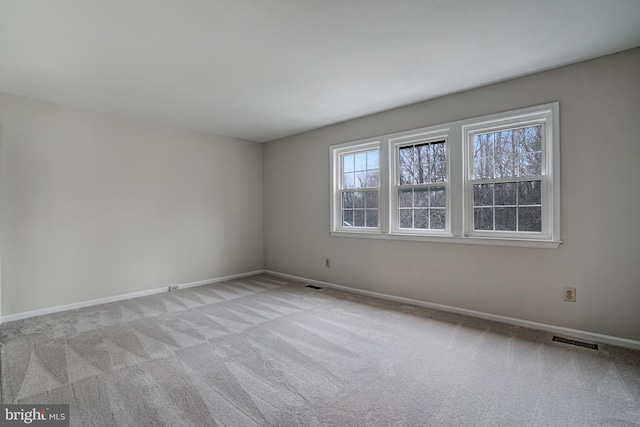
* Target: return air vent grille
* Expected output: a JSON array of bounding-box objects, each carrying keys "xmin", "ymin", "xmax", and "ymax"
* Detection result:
[{"xmin": 552, "ymin": 336, "xmax": 598, "ymax": 350}]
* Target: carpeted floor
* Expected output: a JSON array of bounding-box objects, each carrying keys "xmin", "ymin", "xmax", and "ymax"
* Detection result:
[{"xmin": 0, "ymin": 274, "xmax": 639, "ymax": 426}]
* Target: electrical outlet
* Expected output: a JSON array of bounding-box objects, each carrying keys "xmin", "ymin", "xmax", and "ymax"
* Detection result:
[
  {"xmin": 168, "ymin": 285, "xmax": 179, "ymax": 292},
  {"xmin": 563, "ymin": 287, "xmax": 576, "ymax": 302},
  {"xmin": 325, "ymin": 258, "xmax": 331, "ymax": 268}
]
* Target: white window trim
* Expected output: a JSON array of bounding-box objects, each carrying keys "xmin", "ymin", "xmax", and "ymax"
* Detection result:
[{"xmin": 330, "ymin": 102, "xmax": 561, "ymax": 248}]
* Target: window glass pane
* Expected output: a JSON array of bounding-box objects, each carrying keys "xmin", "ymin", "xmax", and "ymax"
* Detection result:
[
  {"xmin": 343, "ymin": 172, "xmax": 355, "ymax": 189},
  {"xmin": 354, "ymin": 152, "xmax": 367, "ymax": 171},
  {"xmin": 474, "ymin": 208, "xmax": 493, "ymax": 230},
  {"xmin": 496, "ymin": 130, "xmax": 517, "ymax": 154},
  {"xmin": 399, "ymin": 146, "xmax": 414, "ymax": 185},
  {"xmin": 416, "ymin": 144, "xmax": 430, "ymax": 184},
  {"xmin": 518, "ymin": 180, "xmax": 541, "ymax": 205},
  {"xmin": 367, "ymin": 150, "xmax": 379, "ymax": 169},
  {"xmin": 365, "ymin": 209, "xmax": 378, "ymax": 228},
  {"xmin": 474, "ymin": 132, "xmax": 495, "ymax": 179},
  {"xmin": 430, "ymin": 187, "xmax": 446, "ymax": 207},
  {"xmin": 365, "ymin": 190, "xmax": 378, "ymax": 209},
  {"xmin": 474, "ymin": 133, "xmax": 494, "ymax": 158},
  {"xmin": 343, "ymin": 154, "xmax": 354, "ymax": 173},
  {"xmin": 355, "ymin": 171, "xmax": 367, "ymax": 188},
  {"xmin": 431, "ymin": 161, "xmax": 447, "ymax": 183},
  {"xmin": 431, "ymin": 141, "xmax": 446, "ymax": 163},
  {"xmin": 495, "ymin": 207, "xmax": 517, "ymax": 231},
  {"xmin": 353, "ymin": 191, "xmax": 365, "ymax": 208},
  {"xmin": 398, "ymin": 189, "xmax": 413, "ymax": 208},
  {"xmin": 519, "ymin": 207, "xmax": 542, "ymax": 232},
  {"xmin": 473, "ymin": 184, "xmax": 493, "ymax": 206},
  {"xmin": 366, "ymin": 170, "xmax": 379, "ymax": 187},
  {"xmin": 495, "ymin": 155, "xmax": 518, "ymax": 178},
  {"xmin": 494, "ymin": 182, "xmax": 517, "ymax": 205},
  {"xmin": 474, "ymin": 156, "xmax": 494, "ymax": 180},
  {"xmin": 342, "ymin": 192, "xmax": 353, "ymax": 209},
  {"xmin": 353, "ymin": 209, "xmax": 365, "ymax": 227},
  {"xmin": 342, "ymin": 210, "xmax": 353, "ymax": 227},
  {"xmin": 518, "ymin": 125, "xmax": 542, "ymax": 153},
  {"xmin": 414, "ymin": 188, "xmax": 429, "ymax": 207},
  {"xmin": 430, "ymin": 209, "xmax": 446, "ymax": 230},
  {"xmin": 414, "ymin": 209, "xmax": 429, "ymax": 229},
  {"xmin": 520, "ymin": 152, "xmax": 542, "ymax": 176},
  {"xmin": 399, "ymin": 209, "xmax": 413, "ymax": 228}
]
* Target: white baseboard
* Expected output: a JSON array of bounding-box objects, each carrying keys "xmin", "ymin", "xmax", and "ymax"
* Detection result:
[
  {"xmin": 178, "ymin": 270, "xmax": 265, "ymax": 289},
  {"xmin": 0, "ymin": 270, "xmax": 266, "ymax": 324},
  {"xmin": 265, "ymin": 270, "xmax": 640, "ymax": 351},
  {"xmin": 1, "ymin": 286, "xmax": 168, "ymax": 324}
]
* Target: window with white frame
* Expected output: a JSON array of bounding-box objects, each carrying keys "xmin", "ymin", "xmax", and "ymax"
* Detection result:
[
  {"xmin": 331, "ymin": 141, "xmax": 380, "ymax": 231},
  {"xmin": 462, "ymin": 106, "xmax": 558, "ymax": 242},
  {"xmin": 392, "ymin": 134, "xmax": 449, "ymax": 233},
  {"xmin": 330, "ymin": 102, "xmax": 560, "ymax": 248},
  {"xmin": 468, "ymin": 126, "xmax": 543, "ymax": 232}
]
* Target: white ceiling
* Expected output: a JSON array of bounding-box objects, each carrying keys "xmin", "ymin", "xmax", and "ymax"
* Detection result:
[{"xmin": 1, "ymin": 1, "xmax": 639, "ymax": 142}]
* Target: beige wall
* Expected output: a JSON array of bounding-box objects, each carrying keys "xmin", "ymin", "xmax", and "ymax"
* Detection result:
[
  {"xmin": 264, "ymin": 48, "xmax": 640, "ymax": 341},
  {"xmin": 0, "ymin": 93, "xmax": 263, "ymax": 315}
]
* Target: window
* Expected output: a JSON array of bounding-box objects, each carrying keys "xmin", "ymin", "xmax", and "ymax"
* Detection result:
[
  {"xmin": 330, "ymin": 141, "xmax": 380, "ymax": 232},
  {"xmin": 391, "ymin": 133, "xmax": 450, "ymax": 234},
  {"xmin": 330, "ymin": 103, "xmax": 560, "ymax": 248},
  {"xmin": 462, "ymin": 106, "xmax": 558, "ymax": 242},
  {"xmin": 469, "ymin": 126, "xmax": 542, "ymax": 232}
]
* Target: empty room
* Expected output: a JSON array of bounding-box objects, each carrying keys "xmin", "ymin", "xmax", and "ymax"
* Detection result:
[{"xmin": 1, "ymin": 1, "xmax": 639, "ymax": 426}]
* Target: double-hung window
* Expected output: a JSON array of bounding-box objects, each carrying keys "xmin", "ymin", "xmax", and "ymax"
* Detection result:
[
  {"xmin": 462, "ymin": 106, "xmax": 558, "ymax": 242},
  {"xmin": 330, "ymin": 102, "xmax": 560, "ymax": 248},
  {"xmin": 391, "ymin": 132, "xmax": 449, "ymax": 234},
  {"xmin": 330, "ymin": 141, "xmax": 380, "ymax": 232}
]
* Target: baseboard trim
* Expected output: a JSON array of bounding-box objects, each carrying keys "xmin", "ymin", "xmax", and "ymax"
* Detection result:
[
  {"xmin": 178, "ymin": 270, "xmax": 265, "ymax": 290},
  {"xmin": 0, "ymin": 270, "xmax": 266, "ymax": 324},
  {"xmin": 265, "ymin": 270, "xmax": 640, "ymax": 351}
]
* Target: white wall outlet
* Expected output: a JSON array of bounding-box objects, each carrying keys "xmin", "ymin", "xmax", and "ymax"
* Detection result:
[
  {"xmin": 168, "ymin": 285, "xmax": 179, "ymax": 292},
  {"xmin": 563, "ymin": 287, "xmax": 576, "ymax": 302},
  {"xmin": 325, "ymin": 258, "xmax": 331, "ymax": 268}
]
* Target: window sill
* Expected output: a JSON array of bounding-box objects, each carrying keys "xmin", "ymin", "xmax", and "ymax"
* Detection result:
[{"xmin": 330, "ymin": 230, "xmax": 561, "ymax": 249}]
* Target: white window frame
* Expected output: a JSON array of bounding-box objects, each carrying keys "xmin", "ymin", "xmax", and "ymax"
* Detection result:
[
  {"xmin": 390, "ymin": 129, "xmax": 451, "ymax": 236},
  {"xmin": 462, "ymin": 104, "xmax": 559, "ymax": 242},
  {"xmin": 330, "ymin": 140, "xmax": 382, "ymax": 234},
  {"xmin": 330, "ymin": 102, "xmax": 561, "ymax": 248}
]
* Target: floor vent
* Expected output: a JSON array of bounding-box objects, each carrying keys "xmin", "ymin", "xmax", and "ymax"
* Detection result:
[
  {"xmin": 304, "ymin": 285, "xmax": 323, "ymax": 290},
  {"xmin": 552, "ymin": 336, "xmax": 598, "ymax": 350}
]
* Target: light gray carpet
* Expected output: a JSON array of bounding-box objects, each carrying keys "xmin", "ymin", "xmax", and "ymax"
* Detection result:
[{"xmin": 0, "ymin": 274, "xmax": 639, "ymax": 426}]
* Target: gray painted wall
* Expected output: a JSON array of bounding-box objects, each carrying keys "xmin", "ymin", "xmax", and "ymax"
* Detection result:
[
  {"xmin": 263, "ymin": 48, "xmax": 640, "ymax": 341},
  {"xmin": 0, "ymin": 93, "xmax": 263, "ymax": 315}
]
